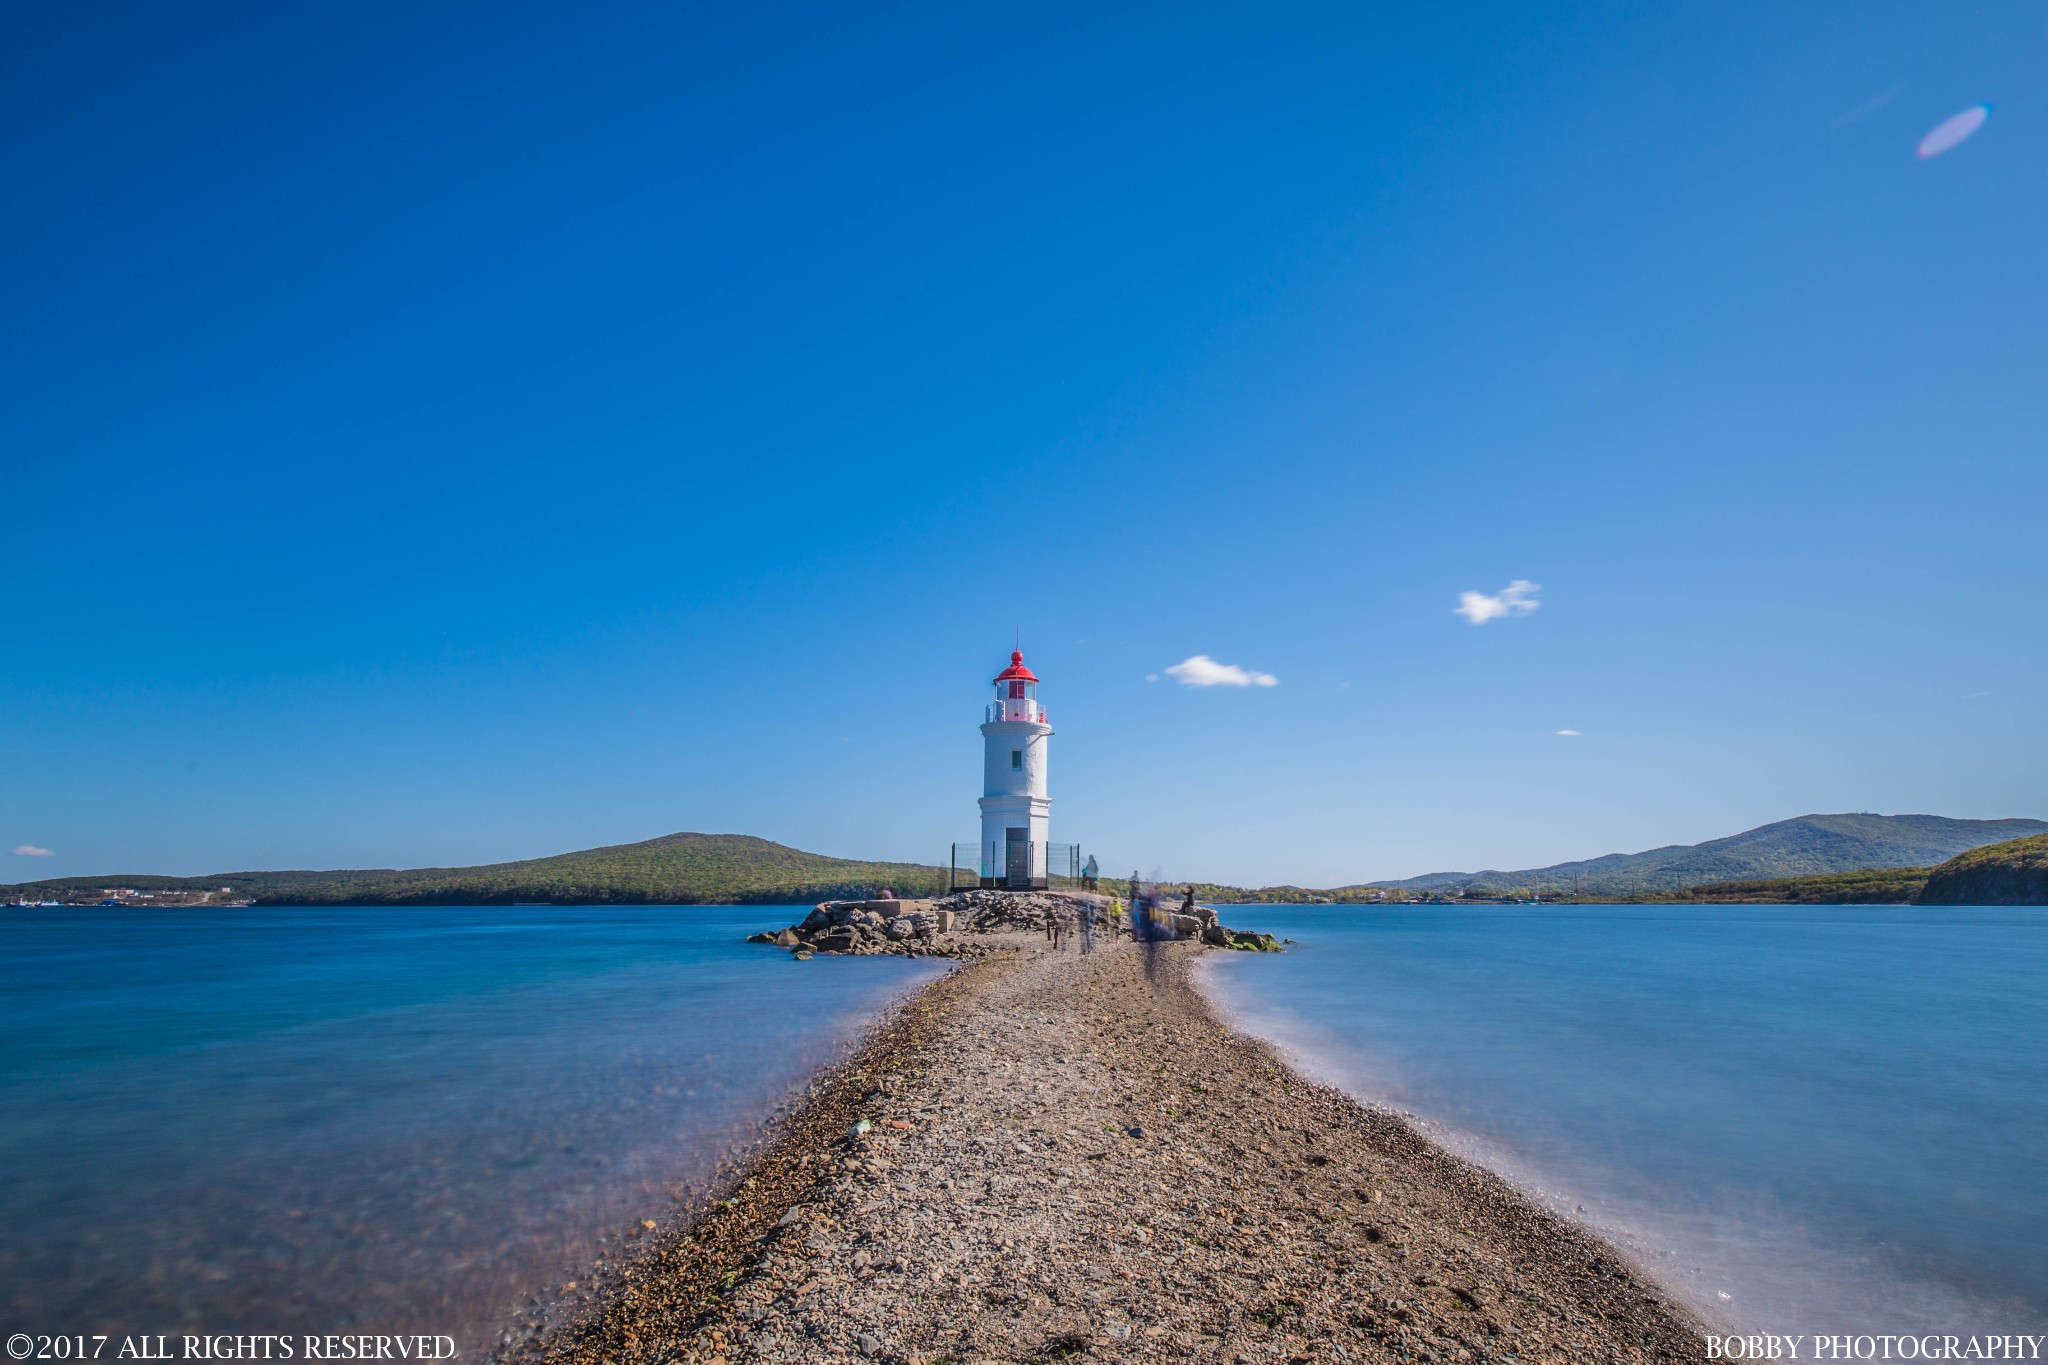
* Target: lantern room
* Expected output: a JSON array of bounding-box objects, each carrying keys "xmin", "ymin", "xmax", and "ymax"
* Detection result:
[{"xmin": 991, "ymin": 651, "xmax": 1045, "ymax": 724}]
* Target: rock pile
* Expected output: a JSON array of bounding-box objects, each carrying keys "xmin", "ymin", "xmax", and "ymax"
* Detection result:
[
  {"xmin": 747, "ymin": 898, "xmax": 953, "ymax": 958},
  {"xmin": 944, "ymin": 888, "xmax": 1085, "ymax": 934},
  {"xmin": 750, "ymin": 889, "xmax": 1096, "ymax": 958},
  {"xmin": 749, "ymin": 889, "xmax": 1282, "ymax": 957}
]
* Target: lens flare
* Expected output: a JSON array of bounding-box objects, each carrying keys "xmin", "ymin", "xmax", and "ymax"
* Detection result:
[{"xmin": 1916, "ymin": 104, "xmax": 1990, "ymax": 158}]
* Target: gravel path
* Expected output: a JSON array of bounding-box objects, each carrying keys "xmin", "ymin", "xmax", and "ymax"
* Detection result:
[{"xmin": 526, "ymin": 937, "xmax": 1703, "ymax": 1364}]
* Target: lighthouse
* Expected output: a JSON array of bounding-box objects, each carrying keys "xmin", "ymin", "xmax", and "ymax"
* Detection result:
[{"xmin": 979, "ymin": 650, "xmax": 1052, "ymax": 889}]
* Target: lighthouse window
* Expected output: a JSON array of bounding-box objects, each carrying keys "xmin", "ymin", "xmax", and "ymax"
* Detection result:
[
  {"xmin": 1011, "ymin": 749, "xmax": 1022, "ymax": 770},
  {"xmin": 1008, "ymin": 682, "xmax": 1025, "ymax": 699}
]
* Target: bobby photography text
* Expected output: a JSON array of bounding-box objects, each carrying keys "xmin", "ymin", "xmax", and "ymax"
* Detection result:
[{"xmin": 1707, "ymin": 1335, "xmax": 2048, "ymax": 1360}]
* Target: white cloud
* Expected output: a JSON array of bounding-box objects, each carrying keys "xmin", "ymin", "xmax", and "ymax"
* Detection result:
[
  {"xmin": 1163, "ymin": 655, "xmax": 1278, "ymax": 688},
  {"xmin": 1555, "ymin": 729, "xmax": 1582, "ymax": 737},
  {"xmin": 1144, "ymin": 674, "xmax": 1160, "ymax": 683},
  {"xmin": 12, "ymin": 845, "xmax": 54, "ymax": 857},
  {"xmin": 1454, "ymin": 579, "xmax": 1542, "ymax": 625}
]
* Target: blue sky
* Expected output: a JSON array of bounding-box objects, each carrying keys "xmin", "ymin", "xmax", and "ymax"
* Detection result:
[{"xmin": 5, "ymin": 1, "xmax": 2044, "ymax": 886}]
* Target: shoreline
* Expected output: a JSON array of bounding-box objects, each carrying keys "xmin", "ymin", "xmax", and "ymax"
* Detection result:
[{"xmin": 516, "ymin": 936, "xmax": 1703, "ymax": 1363}]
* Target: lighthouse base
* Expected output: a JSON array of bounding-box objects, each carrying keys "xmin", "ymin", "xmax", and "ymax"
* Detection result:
[{"xmin": 950, "ymin": 839, "xmax": 1082, "ymax": 892}]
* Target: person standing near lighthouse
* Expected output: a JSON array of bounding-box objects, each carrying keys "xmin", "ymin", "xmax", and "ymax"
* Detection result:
[{"xmin": 980, "ymin": 650, "xmax": 1052, "ymax": 890}]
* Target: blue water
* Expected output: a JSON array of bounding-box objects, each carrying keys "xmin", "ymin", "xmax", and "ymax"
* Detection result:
[
  {"xmin": 0, "ymin": 906, "xmax": 942, "ymax": 1348},
  {"xmin": 1200, "ymin": 904, "xmax": 2048, "ymax": 1336}
]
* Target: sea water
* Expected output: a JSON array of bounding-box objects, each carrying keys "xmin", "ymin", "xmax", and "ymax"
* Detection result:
[
  {"xmin": 0, "ymin": 906, "xmax": 942, "ymax": 1349},
  {"xmin": 1199, "ymin": 903, "xmax": 2048, "ymax": 1336}
]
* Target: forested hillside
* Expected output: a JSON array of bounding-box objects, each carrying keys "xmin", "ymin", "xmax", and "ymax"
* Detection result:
[
  {"xmin": 1917, "ymin": 833, "xmax": 2048, "ymax": 906},
  {"xmin": 2, "ymin": 833, "xmax": 954, "ymax": 906},
  {"xmin": 1363, "ymin": 814, "xmax": 2047, "ymax": 897}
]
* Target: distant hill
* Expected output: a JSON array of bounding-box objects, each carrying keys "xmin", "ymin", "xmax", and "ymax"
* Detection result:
[
  {"xmin": 1361, "ymin": 814, "xmax": 2048, "ymax": 897},
  {"xmin": 0, "ymin": 833, "xmax": 958, "ymax": 906},
  {"xmin": 1917, "ymin": 833, "xmax": 2048, "ymax": 906},
  {"xmin": 18, "ymin": 815, "xmax": 2047, "ymax": 909}
]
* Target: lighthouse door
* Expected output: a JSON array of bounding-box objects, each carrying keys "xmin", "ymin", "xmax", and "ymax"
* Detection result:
[{"xmin": 1004, "ymin": 828, "xmax": 1031, "ymax": 888}]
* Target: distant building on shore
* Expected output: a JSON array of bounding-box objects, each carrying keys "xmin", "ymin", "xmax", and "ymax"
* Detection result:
[{"xmin": 979, "ymin": 650, "xmax": 1052, "ymax": 890}]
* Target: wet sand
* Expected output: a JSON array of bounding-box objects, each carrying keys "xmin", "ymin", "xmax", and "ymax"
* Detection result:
[{"xmin": 518, "ymin": 936, "xmax": 1704, "ymax": 1363}]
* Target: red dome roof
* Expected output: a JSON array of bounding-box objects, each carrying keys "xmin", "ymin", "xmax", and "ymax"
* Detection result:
[{"xmin": 993, "ymin": 650, "xmax": 1039, "ymax": 683}]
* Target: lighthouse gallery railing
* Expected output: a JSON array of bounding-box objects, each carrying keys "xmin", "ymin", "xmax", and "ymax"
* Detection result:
[{"xmin": 984, "ymin": 701, "xmax": 1048, "ymax": 725}]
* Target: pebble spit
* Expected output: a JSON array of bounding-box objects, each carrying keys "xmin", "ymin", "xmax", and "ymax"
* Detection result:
[{"xmin": 513, "ymin": 937, "xmax": 1704, "ymax": 1364}]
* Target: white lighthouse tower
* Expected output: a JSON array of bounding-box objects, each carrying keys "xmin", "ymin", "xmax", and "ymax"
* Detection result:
[{"xmin": 979, "ymin": 650, "xmax": 1052, "ymax": 889}]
